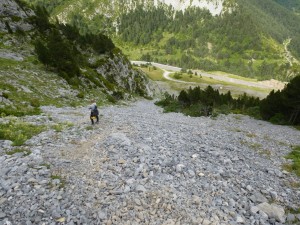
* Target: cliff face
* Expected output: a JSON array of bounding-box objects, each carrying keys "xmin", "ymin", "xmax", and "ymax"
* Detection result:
[{"xmin": 96, "ymin": 53, "xmax": 155, "ymax": 98}]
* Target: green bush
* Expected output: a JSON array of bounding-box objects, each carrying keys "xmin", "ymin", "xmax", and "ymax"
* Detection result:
[
  {"xmin": 269, "ymin": 113, "xmax": 287, "ymax": 125},
  {"xmin": 182, "ymin": 103, "xmax": 203, "ymax": 117},
  {"xmin": 77, "ymin": 91, "xmax": 84, "ymax": 99},
  {"xmin": 0, "ymin": 106, "xmax": 41, "ymax": 117},
  {"xmin": 0, "ymin": 120, "xmax": 46, "ymax": 146},
  {"xmin": 260, "ymin": 76, "xmax": 300, "ymax": 125},
  {"xmin": 173, "ymin": 73, "xmax": 182, "ymax": 79},
  {"xmin": 285, "ymin": 146, "xmax": 300, "ymax": 177},
  {"xmin": 30, "ymin": 98, "xmax": 41, "ymax": 107},
  {"xmin": 156, "ymin": 86, "xmax": 261, "ymax": 118},
  {"xmin": 106, "ymin": 95, "xmax": 117, "ymax": 103},
  {"xmin": 2, "ymin": 92, "xmax": 8, "ymax": 99},
  {"xmin": 6, "ymin": 148, "xmax": 31, "ymax": 156}
]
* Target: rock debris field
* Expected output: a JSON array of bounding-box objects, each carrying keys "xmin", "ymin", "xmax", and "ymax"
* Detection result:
[{"xmin": 1, "ymin": 100, "xmax": 300, "ymax": 225}]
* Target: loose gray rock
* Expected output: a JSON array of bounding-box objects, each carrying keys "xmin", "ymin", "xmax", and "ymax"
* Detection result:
[
  {"xmin": 256, "ymin": 203, "xmax": 286, "ymax": 223},
  {"xmin": 0, "ymin": 100, "xmax": 299, "ymax": 224}
]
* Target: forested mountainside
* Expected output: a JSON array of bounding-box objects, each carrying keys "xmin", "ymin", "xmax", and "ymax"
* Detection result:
[
  {"xmin": 24, "ymin": 0, "xmax": 300, "ymax": 81},
  {"xmin": 273, "ymin": 0, "xmax": 300, "ymax": 14},
  {"xmin": 0, "ymin": 0, "xmax": 154, "ymax": 117}
]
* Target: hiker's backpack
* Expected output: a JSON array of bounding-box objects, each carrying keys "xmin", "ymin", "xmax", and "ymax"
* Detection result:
[{"xmin": 92, "ymin": 106, "xmax": 99, "ymax": 116}]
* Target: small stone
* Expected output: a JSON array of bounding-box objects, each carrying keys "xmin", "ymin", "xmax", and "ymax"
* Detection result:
[
  {"xmin": 250, "ymin": 206, "xmax": 259, "ymax": 215},
  {"xmin": 286, "ymin": 214, "xmax": 295, "ymax": 222},
  {"xmin": 236, "ymin": 215, "xmax": 244, "ymax": 223},
  {"xmin": 136, "ymin": 185, "xmax": 146, "ymax": 193},
  {"xmin": 229, "ymin": 198, "xmax": 236, "ymax": 207},
  {"xmin": 192, "ymin": 195, "xmax": 201, "ymax": 205},
  {"xmin": 259, "ymin": 210, "xmax": 269, "ymax": 220},
  {"xmin": 56, "ymin": 218, "xmax": 65, "ymax": 223},
  {"xmin": 0, "ymin": 198, "xmax": 7, "ymax": 204},
  {"xmin": 126, "ymin": 178, "xmax": 135, "ymax": 184},
  {"xmin": 249, "ymin": 192, "xmax": 268, "ymax": 203},
  {"xmin": 134, "ymin": 198, "xmax": 141, "ymax": 205},
  {"xmin": 269, "ymin": 191, "xmax": 278, "ymax": 200},
  {"xmin": 188, "ymin": 170, "xmax": 195, "ymax": 177},
  {"xmin": 118, "ymin": 159, "xmax": 126, "ymax": 164},
  {"xmin": 202, "ymin": 219, "xmax": 210, "ymax": 225},
  {"xmin": 98, "ymin": 211, "xmax": 107, "ymax": 220},
  {"xmin": 176, "ymin": 164, "xmax": 185, "ymax": 172},
  {"xmin": 124, "ymin": 185, "xmax": 131, "ymax": 193},
  {"xmin": 162, "ymin": 219, "xmax": 176, "ymax": 225},
  {"xmin": 0, "ymin": 211, "xmax": 6, "ymax": 218},
  {"xmin": 223, "ymin": 158, "xmax": 232, "ymax": 164},
  {"xmin": 192, "ymin": 154, "xmax": 198, "ymax": 159},
  {"xmin": 246, "ymin": 185, "xmax": 253, "ymax": 192},
  {"xmin": 256, "ymin": 202, "xmax": 285, "ymax": 223}
]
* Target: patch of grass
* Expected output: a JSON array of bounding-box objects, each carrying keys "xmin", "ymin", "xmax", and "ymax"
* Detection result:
[
  {"xmin": 86, "ymin": 125, "xmax": 94, "ymax": 130},
  {"xmin": 166, "ymin": 70, "xmax": 271, "ymax": 99},
  {"xmin": 240, "ymin": 140, "xmax": 265, "ymax": 152},
  {"xmin": 51, "ymin": 122, "xmax": 74, "ymax": 132},
  {"xmin": 258, "ymin": 149, "xmax": 271, "ymax": 157},
  {"xmin": 40, "ymin": 163, "xmax": 51, "ymax": 169},
  {"xmin": 173, "ymin": 72, "xmax": 182, "ymax": 80},
  {"xmin": 246, "ymin": 132, "xmax": 257, "ymax": 138},
  {"xmin": 233, "ymin": 115, "xmax": 242, "ymax": 120},
  {"xmin": 0, "ymin": 106, "xmax": 41, "ymax": 117},
  {"xmin": 50, "ymin": 173, "xmax": 66, "ymax": 188},
  {"xmin": 249, "ymin": 143, "xmax": 262, "ymax": 150},
  {"xmin": 289, "ymin": 181, "xmax": 300, "ymax": 188},
  {"xmin": 6, "ymin": 147, "xmax": 31, "ymax": 156},
  {"xmin": 138, "ymin": 66, "xmax": 164, "ymax": 81},
  {"xmin": 286, "ymin": 207, "xmax": 300, "ymax": 215},
  {"xmin": 278, "ymin": 141, "xmax": 287, "ymax": 146},
  {"xmin": 284, "ymin": 146, "xmax": 300, "ymax": 176},
  {"xmin": 211, "ymin": 71, "xmax": 258, "ymax": 82},
  {"xmin": 284, "ymin": 207, "xmax": 300, "ymax": 224},
  {"xmin": 0, "ymin": 120, "xmax": 46, "ymax": 146},
  {"xmin": 50, "ymin": 175, "xmax": 61, "ymax": 180},
  {"xmin": 234, "ymin": 128, "xmax": 242, "ymax": 132}
]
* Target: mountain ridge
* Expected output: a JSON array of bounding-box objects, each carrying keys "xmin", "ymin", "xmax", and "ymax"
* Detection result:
[{"xmin": 26, "ymin": 0, "xmax": 300, "ymax": 81}]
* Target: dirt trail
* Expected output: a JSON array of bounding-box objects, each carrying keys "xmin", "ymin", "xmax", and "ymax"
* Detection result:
[{"xmin": 133, "ymin": 60, "xmax": 286, "ymax": 91}]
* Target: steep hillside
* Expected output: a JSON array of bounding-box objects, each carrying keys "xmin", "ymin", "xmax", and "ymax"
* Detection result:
[
  {"xmin": 1, "ymin": 100, "xmax": 300, "ymax": 224},
  {"xmin": 273, "ymin": 0, "xmax": 300, "ymax": 14},
  {"xmin": 0, "ymin": 0, "xmax": 155, "ymax": 117},
  {"xmin": 24, "ymin": 0, "xmax": 300, "ymax": 81}
]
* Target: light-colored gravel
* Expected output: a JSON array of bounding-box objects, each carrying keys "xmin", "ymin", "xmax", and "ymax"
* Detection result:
[{"xmin": 1, "ymin": 100, "xmax": 300, "ymax": 225}]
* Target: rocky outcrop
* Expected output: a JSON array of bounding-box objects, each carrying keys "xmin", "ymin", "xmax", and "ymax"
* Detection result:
[
  {"xmin": 0, "ymin": 0, "xmax": 34, "ymax": 33},
  {"xmin": 96, "ymin": 53, "xmax": 155, "ymax": 98}
]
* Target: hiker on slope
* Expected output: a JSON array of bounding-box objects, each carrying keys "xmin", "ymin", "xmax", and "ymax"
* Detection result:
[{"xmin": 89, "ymin": 100, "xmax": 99, "ymax": 125}]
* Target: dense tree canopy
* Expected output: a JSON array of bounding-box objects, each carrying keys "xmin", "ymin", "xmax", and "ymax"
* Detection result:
[
  {"xmin": 32, "ymin": 5, "xmax": 115, "ymax": 85},
  {"xmin": 260, "ymin": 75, "xmax": 300, "ymax": 124}
]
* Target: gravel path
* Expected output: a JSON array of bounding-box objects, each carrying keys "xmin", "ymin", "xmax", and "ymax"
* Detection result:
[
  {"xmin": 1, "ymin": 100, "xmax": 300, "ymax": 225},
  {"xmin": 132, "ymin": 61, "xmax": 284, "ymax": 90}
]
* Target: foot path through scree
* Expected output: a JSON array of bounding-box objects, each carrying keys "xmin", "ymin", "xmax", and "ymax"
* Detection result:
[{"xmin": 0, "ymin": 100, "xmax": 300, "ymax": 224}]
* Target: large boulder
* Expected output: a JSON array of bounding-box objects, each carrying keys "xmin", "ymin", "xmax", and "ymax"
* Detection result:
[{"xmin": 255, "ymin": 202, "xmax": 285, "ymax": 223}]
